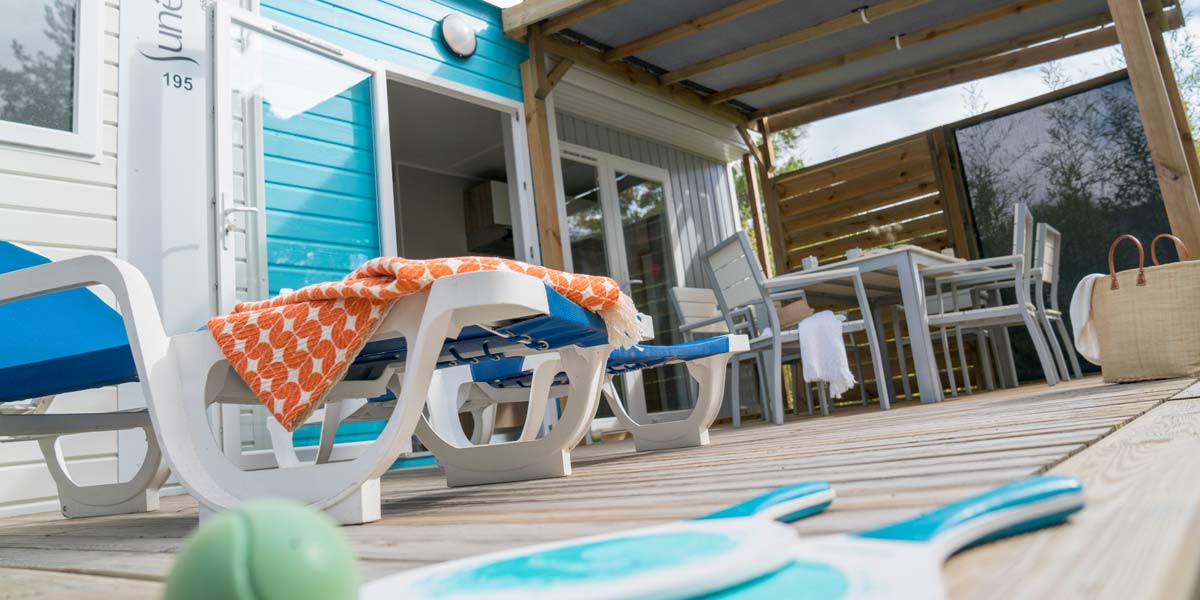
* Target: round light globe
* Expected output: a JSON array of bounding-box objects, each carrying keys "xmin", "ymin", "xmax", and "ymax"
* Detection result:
[{"xmin": 441, "ymin": 14, "xmax": 477, "ymax": 59}]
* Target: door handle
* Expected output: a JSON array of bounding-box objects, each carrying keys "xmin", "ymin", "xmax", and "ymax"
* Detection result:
[{"xmin": 221, "ymin": 202, "xmax": 261, "ymax": 250}]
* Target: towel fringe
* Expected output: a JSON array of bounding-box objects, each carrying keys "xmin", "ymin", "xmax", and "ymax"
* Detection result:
[{"xmin": 600, "ymin": 293, "xmax": 641, "ymax": 348}]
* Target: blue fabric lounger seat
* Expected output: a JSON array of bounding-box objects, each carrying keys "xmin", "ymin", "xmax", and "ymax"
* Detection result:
[
  {"xmin": 466, "ymin": 336, "xmax": 739, "ymax": 390},
  {"xmin": 0, "ymin": 242, "xmax": 139, "ymax": 403}
]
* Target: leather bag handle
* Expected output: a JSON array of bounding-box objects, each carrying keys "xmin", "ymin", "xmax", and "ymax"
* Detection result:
[
  {"xmin": 1108, "ymin": 234, "xmax": 1146, "ymax": 290},
  {"xmin": 1150, "ymin": 233, "xmax": 1192, "ymax": 266}
]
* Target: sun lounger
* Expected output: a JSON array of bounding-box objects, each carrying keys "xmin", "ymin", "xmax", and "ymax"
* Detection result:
[
  {"xmin": 412, "ymin": 334, "xmax": 748, "ymax": 486},
  {"xmin": 0, "ymin": 242, "xmax": 620, "ymax": 524}
]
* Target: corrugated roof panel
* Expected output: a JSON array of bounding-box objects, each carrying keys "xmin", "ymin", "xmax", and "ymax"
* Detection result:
[{"xmin": 561, "ymin": 0, "xmax": 1115, "ymax": 111}]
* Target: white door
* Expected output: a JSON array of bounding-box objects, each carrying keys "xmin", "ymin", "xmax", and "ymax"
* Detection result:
[
  {"xmin": 211, "ymin": 4, "xmax": 394, "ymax": 458},
  {"xmin": 558, "ymin": 144, "xmax": 689, "ymax": 416}
]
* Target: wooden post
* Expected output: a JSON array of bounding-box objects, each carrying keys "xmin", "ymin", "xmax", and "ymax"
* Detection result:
[
  {"xmin": 741, "ymin": 153, "xmax": 771, "ymax": 270},
  {"xmin": 927, "ymin": 128, "xmax": 973, "ymax": 258},
  {"xmin": 520, "ymin": 27, "xmax": 565, "ymax": 269},
  {"xmin": 1108, "ymin": 0, "xmax": 1200, "ymax": 252},
  {"xmin": 1147, "ymin": 10, "xmax": 1200, "ymax": 204},
  {"xmin": 758, "ymin": 118, "xmax": 788, "ymax": 275}
]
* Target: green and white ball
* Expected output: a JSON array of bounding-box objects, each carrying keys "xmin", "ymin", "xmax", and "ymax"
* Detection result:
[{"xmin": 165, "ymin": 500, "xmax": 358, "ymax": 600}]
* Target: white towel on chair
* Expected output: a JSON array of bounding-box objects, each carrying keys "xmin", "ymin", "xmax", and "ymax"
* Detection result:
[
  {"xmin": 796, "ymin": 310, "xmax": 856, "ymax": 398},
  {"xmin": 1069, "ymin": 273, "xmax": 1104, "ymax": 366}
]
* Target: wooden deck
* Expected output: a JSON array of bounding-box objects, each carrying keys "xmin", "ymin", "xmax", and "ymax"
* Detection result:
[{"xmin": 3, "ymin": 376, "xmax": 1200, "ymax": 599}]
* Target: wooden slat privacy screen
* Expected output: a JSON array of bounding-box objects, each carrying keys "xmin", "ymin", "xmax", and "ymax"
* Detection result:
[{"xmin": 767, "ymin": 129, "xmax": 973, "ymax": 273}]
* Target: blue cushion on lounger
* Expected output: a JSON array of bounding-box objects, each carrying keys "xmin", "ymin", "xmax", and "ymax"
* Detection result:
[
  {"xmin": 0, "ymin": 242, "xmax": 138, "ymax": 402},
  {"xmin": 469, "ymin": 336, "xmax": 736, "ymax": 389}
]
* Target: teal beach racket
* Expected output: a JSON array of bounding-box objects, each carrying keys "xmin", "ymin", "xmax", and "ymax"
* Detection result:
[
  {"xmin": 702, "ymin": 475, "xmax": 1084, "ymax": 599},
  {"xmin": 361, "ymin": 481, "xmax": 835, "ymax": 600}
]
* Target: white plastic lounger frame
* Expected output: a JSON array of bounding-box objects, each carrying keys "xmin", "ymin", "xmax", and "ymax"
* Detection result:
[
  {"xmin": 0, "ymin": 255, "xmax": 611, "ymax": 524},
  {"xmin": 417, "ymin": 334, "xmax": 747, "ymax": 486},
  {"xmin": 0, "ymin": 396, "xmax": 169, "ymax": 518}
]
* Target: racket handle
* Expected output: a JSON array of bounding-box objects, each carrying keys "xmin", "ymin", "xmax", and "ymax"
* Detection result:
[
  {"xmin": 857, "ymin": 475, "xmax": 1083, "ymax": 549},
  {"xmin": 694, "ymin": 482, "xmax": 834, "ymax": 523}
]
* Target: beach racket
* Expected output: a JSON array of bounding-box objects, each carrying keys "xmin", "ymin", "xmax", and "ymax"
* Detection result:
[
  {"xmin": 360, "ymin": 481, "xmax": 835, "ymax": 600},
  {"xmin": 699, "ymin": 474, "xmax": 1084, "ymax": 600}
]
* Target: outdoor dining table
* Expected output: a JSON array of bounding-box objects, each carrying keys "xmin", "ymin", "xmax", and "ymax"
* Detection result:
[{"xmin": 764, "ymin": 244, "xmax": 962, "ymax": 405}]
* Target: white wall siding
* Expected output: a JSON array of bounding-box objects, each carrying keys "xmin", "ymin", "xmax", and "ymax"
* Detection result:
[
  {"xmin": 0, "ymin": 1, "xmax": 123, "ymax": 517},
  {"xmin": 555, "ymin": 111, "xmax": 739, "ymax": 286}
]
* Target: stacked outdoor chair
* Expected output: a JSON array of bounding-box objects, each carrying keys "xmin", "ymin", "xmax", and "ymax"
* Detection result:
[
  {"xmin": 669, "ymin": 286, "xmax": 767, "ymax": 427},
  {"xmin": 702, "ymin": 232, "xmax": 891, "ymax": 422},
  {"xmin": 0, "ymin": 241, "xmax": 746, "ymax": 523},
  {"xmin": 913, "ymin": 204, "xmax": 1062, "ymax": 392}
]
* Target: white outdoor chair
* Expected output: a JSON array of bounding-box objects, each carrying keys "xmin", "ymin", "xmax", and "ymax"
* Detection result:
[
  {"xmin": 702, "ymin": 232, "xmax": 891, "ymax": 422},
  {"xmin": 0, "ymin": 241, "xmax": 622, "ymax": 524},
  {"xmin": 919, "ymin": 205, "xmax": 1061, "ymax": 389},
  {"xmin": 1033, "ymin": 223, "xmax": 1083, "ymax": 381},
  {"xmin": 670, "ymin": 286, "xmax": 765, "ymax": 427}
]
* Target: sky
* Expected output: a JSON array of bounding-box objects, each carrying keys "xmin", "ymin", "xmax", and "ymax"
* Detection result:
[{"xmin": 794, "ymin": 3, "xmax": 1200, "ymax": 166}]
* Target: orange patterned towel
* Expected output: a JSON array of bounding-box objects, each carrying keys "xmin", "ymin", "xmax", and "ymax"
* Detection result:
[{"xmin": 208, "ymin": 257, "xmax": 638, "ymax": 431}]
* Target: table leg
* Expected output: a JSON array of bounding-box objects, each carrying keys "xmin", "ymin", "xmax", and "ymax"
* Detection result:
[
  {"xmin": 897, "ymin": 256, "xmax": 943, "ymax": 404},
  {"xmin": 871, "ymin": 303, "xmax": 895, "ymax": 405}
]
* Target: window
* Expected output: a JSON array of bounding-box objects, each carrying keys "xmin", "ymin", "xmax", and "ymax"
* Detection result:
[{"xmin": 0, "ymin": 0, "xmax": 99, "ymax": 155}]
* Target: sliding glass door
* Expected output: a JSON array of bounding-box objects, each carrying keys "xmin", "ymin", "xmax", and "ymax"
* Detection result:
[{"xmin": 558, "ymin": 145, "xmax": 689, "ymax": 414}]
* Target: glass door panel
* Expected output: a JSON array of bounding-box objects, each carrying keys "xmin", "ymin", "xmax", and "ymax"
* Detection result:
[
  {"xmin": 614, "ymin": 172, "xmax": 687, "ymax": 412},
  {"xmin": 561, "ymin": 157, "xmax": 613, "ymax": 277}
]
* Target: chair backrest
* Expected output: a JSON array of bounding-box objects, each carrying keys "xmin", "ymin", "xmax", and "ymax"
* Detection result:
[
  {"xmin": 701, "ymin": 232, "xmax": 776, "ymax": 335},
  {"xmin": 1012, "ymin": 203, "xmax": 1035, "ymax": 271},
  {"xmin": 1034, "ymin": 223, "xmax": 1063, "ymax": 306},
  {"xmin": 669, "ymin": 287, "xmax": 729, "ymax": 338}
]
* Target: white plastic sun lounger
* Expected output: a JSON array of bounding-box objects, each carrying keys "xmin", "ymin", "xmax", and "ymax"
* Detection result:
[
  {"xmin": 414, "ymin": 335, "xmax": 748, "ymax": 486},
  {"xmin": 0, "ymin": 242, "xmax": 618, "ymax": 524}
]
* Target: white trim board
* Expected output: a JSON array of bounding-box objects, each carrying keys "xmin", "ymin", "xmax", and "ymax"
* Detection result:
[{"xmin": 553, "ymin": 65, "xmax": 748, "ymax": 164}]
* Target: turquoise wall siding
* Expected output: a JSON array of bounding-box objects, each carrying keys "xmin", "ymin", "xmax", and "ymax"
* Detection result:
[
  {"xmin": 262, "ymin": 79, "xmax": 380, "ymax": 294},
  {"xmin": 259, "ymin": 0, "xmax": 527, "ymax": 102}
]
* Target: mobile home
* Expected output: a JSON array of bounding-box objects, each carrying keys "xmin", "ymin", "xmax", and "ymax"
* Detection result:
[{"xmin": 0, "ymin": 0, "xmax": 747, "ymax": 515}]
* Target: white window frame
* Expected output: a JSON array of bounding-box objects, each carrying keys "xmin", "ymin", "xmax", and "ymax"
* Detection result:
[{"xmin": 0, "ymin": 0, "xmax": 101, "ymax": 157}]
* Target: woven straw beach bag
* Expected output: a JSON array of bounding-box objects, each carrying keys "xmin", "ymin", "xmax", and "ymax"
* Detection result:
[{"xmin": 1091, "ymin": 234, "xmax": 1200, "ymax": 383}]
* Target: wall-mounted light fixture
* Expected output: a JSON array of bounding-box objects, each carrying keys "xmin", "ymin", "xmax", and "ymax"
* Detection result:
[{"xmin": 440, "ymin": 14, "xmax": 477, "ymax": 59}]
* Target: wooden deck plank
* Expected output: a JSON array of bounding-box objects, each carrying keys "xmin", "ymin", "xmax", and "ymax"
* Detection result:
[
  {"xmin": 0, "ymin": 567, "xmax": 160, "ymax": 599},
  {"xmin": 0, "ymin": 376, "xmax": 1192, "ymax": 598},
  {"xmin": 944, "ymin": 395, "xmax": 1200, "ymax": 599}
]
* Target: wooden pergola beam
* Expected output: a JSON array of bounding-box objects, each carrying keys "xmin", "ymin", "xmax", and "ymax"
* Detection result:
[
  {"xmin": 704, "ymin": 0, "xmax": 1062, "ymax": 105},
  {"xmin": 542, "ymin": 0, "xmax": 633, "ymax": 36},
  {"xmin": 537, "ymin": 58, "xmax": 576, "ymax": 99},
  {"xmin": 504, "ymin": 0, "xmax": 593, "ymax": 39},
  {"xmin": 755, "ymin": 10, "xmax": 1119, "ymax": 122},
  {"xmin": 542, "ymin": 36, "xmax": 749, "ymax": 126},
  {"xmin": 663, "ymin": 0, "xmax": 929, "ymax": 87},
  {"xmin": 741, "ymin": 153, "xmax": 772, "ymax": 271},
  {"xmin": 737, "ymin": 125, "xmax": 765, "ymax": 168},
  {"xmin": 604, "ymin": 0, "xmax": 785, "ymax": 63},
  {"xmin": 765, "ymin": 23, "xmax": 1126, "ymax": 131},
  {"xmin": 520, "ymin": 58, "xmax": 566, "ymax": 269},
  {"xmin": 1108, "ymin": 0, "xmax": 1200, "ymax": 252},
  {"xmin": 1147, "ymin": 2, "xmax": 1200, "ymax": 204}
]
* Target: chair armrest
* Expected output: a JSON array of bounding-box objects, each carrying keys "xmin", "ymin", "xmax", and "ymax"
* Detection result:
[
  {"xmin": 921, "ymin": 255, "xmax": 1022, "ymax": 276},
  {"xmin": 763, "ymin": 267, "xmax": 861, "ymax": 292},
  {"xmin": 679, "ymin": 315, "xmax": 725, "ymax": 334},
  {"xmin": 934, "ymin": 267, "xmax": 1019, "ymax": 287}
]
